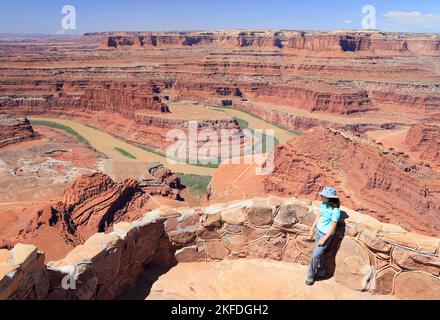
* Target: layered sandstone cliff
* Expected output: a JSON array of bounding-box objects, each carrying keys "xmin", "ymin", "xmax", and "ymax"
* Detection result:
[
  {"xmin": 271, "ymin": 128, "xmax": 440, "ymax": 234},
  {"xmin": 406, "ymin": 124, "xmax": 440, "ymax": 168},
  {"xmin": 208, "ymin": 127, "xmax": 440, "ymax": 236},
  {"xmin": 1, "ymin": 81, "xmax": 169, "ymax": 118},
  {"xmin": 0, "ymin": 113, "xmax": 38, "ymax": 148},
  {"xmin": 7, "ymin": 168, "xmax": 184, "ymax": 261},
  {"xmin": 2, "ymin": 30, "xmax": 439, "ymax": 124},
  {"xmin": 263, "ymin": 127, "xmax": 440, "ymax": 236},
  {"xmin": 99, "ymin": 30, "xmax": 440, "ymax": 56}
]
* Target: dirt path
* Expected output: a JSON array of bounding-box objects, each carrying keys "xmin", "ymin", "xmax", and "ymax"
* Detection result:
[
  {"xmin": 30, "ymin": 117, "xmax": 217, "ymax": 176},
  {"xmin": 122, "ymin": 259, "xmax": 396, "ymax": 300}
]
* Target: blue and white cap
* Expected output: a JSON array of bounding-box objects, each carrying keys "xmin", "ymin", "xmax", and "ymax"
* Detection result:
[{"xmin": 319, "ymin": 187, "xmax": 339, "ymax": 199}]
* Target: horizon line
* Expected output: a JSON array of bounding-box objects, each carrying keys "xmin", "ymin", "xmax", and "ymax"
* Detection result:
[{"xmin": 1, "ymin": 28, "xmax": 440, "ymax": 37}]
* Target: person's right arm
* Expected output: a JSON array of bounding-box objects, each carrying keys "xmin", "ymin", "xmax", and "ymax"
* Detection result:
[{"xmin": 309, "ymin": 210, "xmax": 320, "ymax": 240}]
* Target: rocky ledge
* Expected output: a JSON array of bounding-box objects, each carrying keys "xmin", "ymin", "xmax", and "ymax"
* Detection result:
[{"xmin": 1, "ymin": 196, "xmax": 439, "ymax": 300}]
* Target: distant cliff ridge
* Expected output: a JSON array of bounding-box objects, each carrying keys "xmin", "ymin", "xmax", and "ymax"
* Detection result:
[{"xmin": 95, "ymin": 30, "xmax": 440, "ymax": 55}]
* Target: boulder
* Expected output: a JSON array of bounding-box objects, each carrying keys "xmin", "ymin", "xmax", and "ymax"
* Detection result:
[
  {"xmin": 282, "ymin": 240, "xmax": 301, "ymax": 263},
  {"xmin": 267, "ymin": 233, "xmax": 288, "ymax": 249},
  {"xmin": 344, "ymin": 223, "xmax": 360, "ymax": 237},
  {"xmin": 222, "ymin": 234, "xmax": 245, "ymax": 253},
  {"xmin": 359, "ymin": 231, "xmax": 391, "ymax": 254},
  {"xmin": 196, "ymin": 227, "xmax": 221, "ymax": 240},
  {"xmin": 223, "ymin": 224, "xmax": 242, "ymax": 234},
  {"xmin": 246, "ymin": 202, "xmax": 274, "ymax": 226},
  {"xmin": 295, "ymin": 237, "xmax": 314, "ymax": 257},
  {"xmin": 9, "ymin": 244, "xmax": 39, "ymax": 269},
  {"xmin": 221, "ymin": 206, "xmax": 248, "ymax": 225},
  {"xmin": 205, "ymin": 240, "xmax": 229, "ymax": 260},
  {"xmin": 274, "ymin": 204, "xmax": 298, "ymax": 227},
  {"xmin": 289, "ymin": 223, "xmax": 310, "ymax": 236},
  {"xmin": 300, "ymin": 209, "xmax": 316, "ymax": 227},
  {"xmin": 166, "ymin": 227, "xmax": 197, "ymax": 247},
  {"xmin": 245, "ymin": 239, "xmax": 282, "ymax": 261},
  {"xmin": 334, "ymin": 237, "xmax": 374, "ymax": 291},
  {"xmin": 242, "ymin": 224, "xmax": 266, "ymax": 243},
  {"xmin": 202, "ymin": 213, "xmax": 222, "ymax": 228},
  {"xmin": 175, "ymin": 245, "xmax": 206, "ymax": 262}
]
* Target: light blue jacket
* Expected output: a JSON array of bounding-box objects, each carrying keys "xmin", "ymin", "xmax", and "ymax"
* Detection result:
[{"xmin": 317, "ymin": 201, "xmax": 341, "ymax": 234}]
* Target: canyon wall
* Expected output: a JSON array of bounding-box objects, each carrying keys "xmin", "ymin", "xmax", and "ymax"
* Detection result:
[
  {"xmin": 232, "ymin": 101, "xmax": 393, "ymax": 132},
  {"xmin": 174, "ymin": 82, "xmax": 374, "ymax": 115},
  {"xmin": 263, "ymin": 127, "xmax": 440, "ymax": 236},
  {"xmin": 2, "ymin": 30, "xmax": 439, "ymax": 126},
  {"xmin": 406, "ymin": 124, "xmax": 440, "ymax": 168},
  {"xmin": 1, "ymin": 196, "xmax": 440, "ymax": 300},
  {"xmin": 99, "ymin": 31, "xmax": 440, "ymax": 56},
  {"xmin": 208, "ymin": 126, "xmax": 440, "ymax": 237},
  {"xmin": 7, "ymin": 167, "xmax": 184, "ymax": 262},
  {"xmin": 1, "ymin": 81, "xmax": 169, "ymax": 118},
  {"xmin": 0, "ymin": 113, "xmax": 38, "ymax": 148}
]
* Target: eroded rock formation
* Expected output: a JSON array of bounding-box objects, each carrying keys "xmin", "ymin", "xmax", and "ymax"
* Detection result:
[
  {"xmin": 208, "ymin": 126, "xmax": 440, "ymax": 236},
  {"xmin": 0, "ymin": 113, "xmax": 37, "ymax": 148},
  {"xmin": 7, "ymin": 168, "xmax": 184, "ymax": 261},
  {"xmin": 263, "ymin": 127, "xmax": 440, "ymax": 236},
  {"xmin": 1, "ymin": 30, "xmax": 439, "ymax": 133},
  {"xmin": 406, "ymin": 124, "xmax": 440, "ymax": 168},
  {"xmin": 100, "ymin": 30, "xmax": 440, "ymax": 55}
]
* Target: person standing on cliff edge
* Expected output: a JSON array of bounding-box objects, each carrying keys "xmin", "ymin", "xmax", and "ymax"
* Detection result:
[{"xmin": 305, "ymin": 187, "xmax": 341, "ymax": 286}]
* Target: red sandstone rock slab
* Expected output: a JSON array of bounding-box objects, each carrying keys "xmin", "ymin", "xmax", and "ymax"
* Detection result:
[
  {"xmin": 221, "ymin": 234, "xmax": 245, "ymax": 253},
  {"xmin": 394, "ymin": 272, "xmax": 440, "ymax": 300},
  {"xmin": 175, "ymin": 245, "xmax": 206, "ymax": 263},
  {"xmin": 205, "ymin": 240, "xmax": 228, "ymax": 260},
  {"xmin": 392, "ymin": 247, "xmax": 440, "ymax": 276},
  {"xmin": 145, "ymin": 259, "xmax": 396, "ymax": 300},
  {"xmin": 359, "ymin": 231, "xmax": 392, "ymax": 254},
  {"xmin": 245, "ymin": 201, "xmax": 274, "ymax": 226},
  {"xmin": 372, "ymin": 267, "xmax": 396, "ymax": 296},
  {"xmin": 334, "ymin": 237, "xmax": 374, "ymax": 291}
]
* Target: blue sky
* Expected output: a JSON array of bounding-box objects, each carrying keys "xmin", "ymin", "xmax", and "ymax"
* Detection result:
[{"xmin": 0, "ymin": 0, "xmax": 439, "ymax": 34}]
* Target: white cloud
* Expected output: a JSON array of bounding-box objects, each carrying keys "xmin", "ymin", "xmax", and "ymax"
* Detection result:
[
  {"xmin": 383, "ymin": 11, "xmax": 440, "ymax": 29},
  {"xmin": 384, "ymin": 11, "xmax": 423, "ymax": 19},
  {"xmin": 344, "ymin": 20, "xmax": 352, "ymax": 25}
]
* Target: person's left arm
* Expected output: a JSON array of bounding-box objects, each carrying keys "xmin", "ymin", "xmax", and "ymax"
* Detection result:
[{"xmin": 318, "ymin": 207, "xmax": 341, "ymax": 246}]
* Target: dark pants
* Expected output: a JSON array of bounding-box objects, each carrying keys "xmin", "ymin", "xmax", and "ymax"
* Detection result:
[{"xmin": 307, "ymin": 229, "xmax": 334, "ymax": 278}]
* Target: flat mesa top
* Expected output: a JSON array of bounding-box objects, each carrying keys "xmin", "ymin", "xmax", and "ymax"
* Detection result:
[{"xmin": 84, "ymin": 29, "xmax": 440, "ymax": 39}]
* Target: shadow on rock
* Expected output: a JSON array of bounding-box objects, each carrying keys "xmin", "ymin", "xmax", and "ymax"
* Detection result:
[{"xmin": 322, "ymin": 210, "xmax": 348, "ymax": 280}]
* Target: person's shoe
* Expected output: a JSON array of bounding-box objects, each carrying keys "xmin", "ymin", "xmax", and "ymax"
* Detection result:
[
  {"xmin": 315, "ymin": 273, "xmax": 327, "ymax": 280},
  {"xmin": 305, "ymin": 276, "xmax": 315, "ymax": 286}
]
